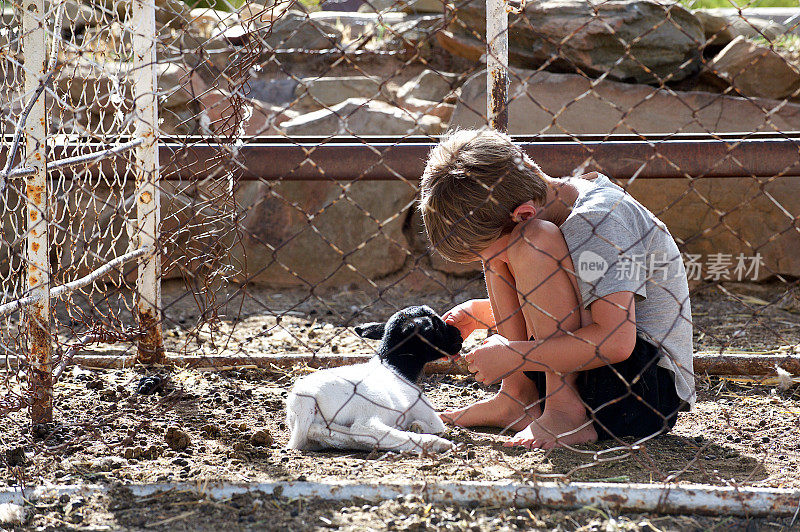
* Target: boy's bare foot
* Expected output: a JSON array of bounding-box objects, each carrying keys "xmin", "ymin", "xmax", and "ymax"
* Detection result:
[
  {"xmin": 440, "ymin": 391, "xmax": 542, "ymax": 432},
  {"xmin": 503, "ymin": 409, "xmax": 597, "ymax": 449}
]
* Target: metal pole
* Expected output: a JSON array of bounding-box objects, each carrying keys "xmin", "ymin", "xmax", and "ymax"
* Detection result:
[
  {"xmin": 131, "ymin": 0, "xmax": 164, "ymax": 364},
  {"xmin": 2, "ymin": 481, "xmax": 799, "ymax": 518},
  {"xmin": 22, "ymin": 0, "xmax": 52, "ymax": 424},
  {"xmin": 486, "ymin": 0, "xmax": 509, "ymax": 132}
]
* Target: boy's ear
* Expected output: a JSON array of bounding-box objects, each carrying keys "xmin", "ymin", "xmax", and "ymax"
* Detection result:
[
  {"xmin": 355, "ymin": 322, "xmax": 385, "ymax": 340},
  {"xmin": 511, "ymin": 201, "xmax": 537, "ymax": 223}
]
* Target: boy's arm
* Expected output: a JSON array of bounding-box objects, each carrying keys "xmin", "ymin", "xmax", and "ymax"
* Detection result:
[
  {"xmin": 466, "ymin": 290, "xmax": 637, "ymax": 382},
  {"xmin": 444, "ymin": 258, "xmax": 529, "ymax": 340},
  {"xmin": 484, "ymin": 259, "xmax": 529, "ymax": 341}
]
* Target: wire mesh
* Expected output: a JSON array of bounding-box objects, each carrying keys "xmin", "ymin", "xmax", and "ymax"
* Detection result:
[{"xmin": 1, "ymin": 0, "xmax": 800, "ymax": 525}]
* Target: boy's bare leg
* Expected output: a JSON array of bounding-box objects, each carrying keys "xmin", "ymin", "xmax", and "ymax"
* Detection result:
[
  {"xmin": 504, "ymin": 221, "xmax": 597, "ymax": 448},
  {"xmin": 506, "ymin": 373, "xmax": 597, "ymax": 449},
  {"xmin": 440, "ymin": 370, "xmax": 541, "ymax": 431},
  {"xmin": 441, "ymin": 257, "xmax": 542, "ymax": 431}
]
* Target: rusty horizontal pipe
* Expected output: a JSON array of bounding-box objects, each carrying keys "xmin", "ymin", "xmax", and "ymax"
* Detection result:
[
  {"xmin": 2, "ymin": 134, "xmax": 800, "ymax": 181},
  {"xmin": 6, "ymin": 351, "xmax": 796, "ymax": 376}
]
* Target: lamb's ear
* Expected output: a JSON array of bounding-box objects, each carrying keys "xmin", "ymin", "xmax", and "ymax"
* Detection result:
[{"xmin": 354, "ymin": 322, "xmax": 385, "ymax": 340}]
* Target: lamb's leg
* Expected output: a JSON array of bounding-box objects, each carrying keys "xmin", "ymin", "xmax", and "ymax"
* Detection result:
[
  {"xmin": 307, "ymin": 422, "xmax": 374, "ymax": 451},
  {"xmin": 308, "ymin": 420, "xmax": 452, "ymax": 453},
  {"xmin": 408, "ymin": 406, "xmax": 447, "ymax": 435},
  {"xmin": 360, "ymin": 418, "xmax": 453, "ymax": 453}
]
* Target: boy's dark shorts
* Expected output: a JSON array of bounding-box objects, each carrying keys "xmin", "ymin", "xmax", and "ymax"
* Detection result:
[{"xmin": 524, "ymin": 331, "xmax": 689, "ymax": 441}]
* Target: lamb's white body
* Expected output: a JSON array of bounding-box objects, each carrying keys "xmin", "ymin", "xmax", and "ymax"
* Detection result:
[{"xmin": 286, "ymin": 357, "xmax": 452, "ymax": 452}]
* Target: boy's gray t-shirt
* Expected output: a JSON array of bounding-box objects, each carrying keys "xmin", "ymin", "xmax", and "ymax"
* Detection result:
[{"xmin": 559, "ymin": 174, "xmax": 695, "ymax": 406}]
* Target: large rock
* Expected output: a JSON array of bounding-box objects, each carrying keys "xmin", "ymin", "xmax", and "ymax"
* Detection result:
[
  {"xmin": 380, "ymin": 14, "xmax": 441, "ymax": 59},
  {"xmin": 233, "ymin": 180, "xmax": 416, "ymax": 286},
  {"xmin": 405, "ymin": 209, "xmax": 482, "ymax": 275},
  {"xmin": 307, "ymin": 11, "xmax": 406, "ymax": 38},
  {"xmin": 155, "ymin": 0, "xmax": 192, "ymax": 28},
  {"xmin": 57, "ymin": 59, "xmax": 203, "ymax": 116},
  {"xmin": 358, "ymin": 0, "xmax": 450, "ymax": 14},
  {"xmin": 265, "ymin": 11, "xmax": 343, "ymax": 50},
  {"xmin": 65, "ymin": 22, "xmax": 131, "ymax": 63},
  {"xmin": 625, "ymin": 176, "xmax": 800, "ymax": 282},
  {"xmin": 295, "ymin": 77, "xmax": 391, "ymax": 108},
  {"xmin": 396, "ymin": 69, "xmax": 460, "ymax": 102},
  {"xmin": 708, "ymin": 36, "xmax": 800, "ymax": 100},
  {"xmin": 696, "ymin": 7, "xmax": 796, "ymax": 42},
  {"xmin": 446, "ymin": 0, "xmax": 704, "ymax": 83},
  {"xmin": 450, "ymin": 68, "xmax": 800, "ymax": 279},
  {"xmin": 402, "ymin": 97, "xmax": 456, "ymax": 122},
  {"xmin": 244, "ymin": 78, "xmax": 299, "ymax": 106},
  {"xmin": 693, "ymin": 10, "xmax": 787, "ymax": 47},
  {"xmin": 197, "ymin": 87, "xmax": 294, "ymax": 136},
  {"xmin": 46, "ymin": 0, "xmax": 99, "ymax": 32},
  {"xmin": 158, "ymin": 62, "xmax": 199, "ymax": 110},
  {"xmin": 304, "ymin": 12, "xmax": 439, "ymax": 56},
  {"xmin": 188, "ymin": 7, "xmax": 239, "ymax": 39},
  {"xmin": 452, "ymin": 69, "xmax": 800, "ymax": 135},
  {"xmin": 179, "ymin": 32, "xmax": 234, "ymax": 77},
  {"xmin": 93, "ymin": 0, "xmax": 190, "ymax": 24},
  {"xmin": 280, "ymin": 98, "xmax": 444, "ymax": 135}
]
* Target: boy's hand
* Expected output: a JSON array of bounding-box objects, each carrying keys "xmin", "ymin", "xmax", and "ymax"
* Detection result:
[
  {"xmin": 442, "ymin": 300, "xmax": 482, "ymax": 341},
  {"xmin": 464, "ymin": 335, "xmax": 527, "ymax": 385}
]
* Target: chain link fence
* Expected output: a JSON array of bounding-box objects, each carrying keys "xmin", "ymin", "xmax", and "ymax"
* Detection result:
[{"xmin": 2, "ymin": 0, "xmax": 800, "ymax": 526}]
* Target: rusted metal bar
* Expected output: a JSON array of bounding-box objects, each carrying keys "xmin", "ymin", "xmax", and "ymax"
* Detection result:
[
  {"xmin": 22, "ymin": 0, "xmax": 52, "ymax": 425},
  {"xmin": 486, "ymin": 0, "xmax": 509, "ymax": 131},
  {"xmin": 158, "ymin": 136, "xmax": 800, "ymax": 181},
  {"xmin": 131, "ymin": 0, "xmax": 165, "ymax": 365},
  {"xmin": 29, "ymin": 352, "xmax": 800, "ymax": 377},
  {"xmin": 3, "ymin": 134, "xmax": 800, "ymax": 181},
  {"xmin": 1, "ymin": 481, "xmax": 798, "ymax": 517}
]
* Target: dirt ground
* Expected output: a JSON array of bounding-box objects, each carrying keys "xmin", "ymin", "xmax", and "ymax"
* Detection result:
[{"xmin": 2, "ymin": 279, "xmax": 800, "ymax": 529}]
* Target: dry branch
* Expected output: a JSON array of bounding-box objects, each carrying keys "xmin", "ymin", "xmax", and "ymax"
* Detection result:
[
  {"xmin": 53, "ymin": 327, "xmax": 145, "ymax": 381},
  {"xmin": 0, "ymin": 246, "xmax": 152, "ymax": 318}
]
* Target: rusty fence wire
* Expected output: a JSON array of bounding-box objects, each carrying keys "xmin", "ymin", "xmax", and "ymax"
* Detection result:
[{"xmin": 2, "ymin": 0, "xmax": 800, "ymax": 524}]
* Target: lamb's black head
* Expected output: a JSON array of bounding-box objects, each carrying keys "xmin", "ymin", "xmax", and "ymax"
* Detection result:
[{"xmin": 355, "ymin": 305, "xmax": 463, "ymax": 382}]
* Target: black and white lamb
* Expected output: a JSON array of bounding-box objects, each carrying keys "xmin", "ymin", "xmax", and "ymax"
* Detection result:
[{"xmin": 286, "ymin": 305, "xmax": 463, "ymax": 453}]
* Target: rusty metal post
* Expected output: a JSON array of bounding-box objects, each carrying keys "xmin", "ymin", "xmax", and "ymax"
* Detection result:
[
  {"xmin": 486, "ymin": 0, "xmax": 509, "ymax": 132},
  {"xmin": 132, "ymin": 0, "xmax": 164, "ymax": 364},
  {"xmin": 22, "ymin": 0, "xmax": 52, "ymax": 424}
]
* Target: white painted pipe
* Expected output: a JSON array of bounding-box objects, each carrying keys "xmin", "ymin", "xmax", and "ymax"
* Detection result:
[
  {"xmin": 1, "ymin": 481, "xmax": 798, "ymax": 518},
  {"xmin": 486, "ymin": 0, "xmax": 509, "ymax": 131}
]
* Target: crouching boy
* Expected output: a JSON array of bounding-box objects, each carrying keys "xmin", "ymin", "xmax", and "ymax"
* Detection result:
[{"xmin": 418, "ymin": 129, "xmax": 694, "ymax": 448}]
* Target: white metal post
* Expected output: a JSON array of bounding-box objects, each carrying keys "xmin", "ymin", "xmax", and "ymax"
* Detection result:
[
  {"xmin": 132, "ymin": 0, "xmax": 164, "ymax": 363},
  {"xmin": 22, "ymin": 0, "xmax": 52, "ymax": 424},
  {"xmin": 486, "ymin": 0, "xmax": 509, "ymax": 132}
]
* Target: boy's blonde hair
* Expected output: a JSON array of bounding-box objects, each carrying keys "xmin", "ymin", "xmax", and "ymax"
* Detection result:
[{"xmin": 418, "ymin": 129, "xmax": 548, "ymax": 263}]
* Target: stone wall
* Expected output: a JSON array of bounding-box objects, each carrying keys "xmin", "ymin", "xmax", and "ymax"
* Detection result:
[
  {"xmin": 449, "ymin": 68, "xmax": 800, "ymax": 280},
  {"xmin": 8, "ymin": 0, "xmax": 799, "ymax": 286}
]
